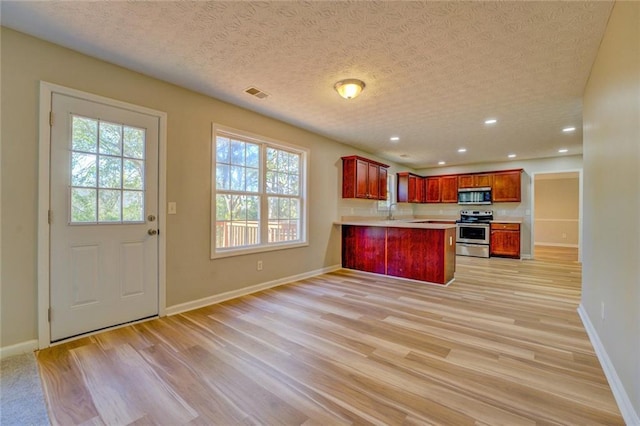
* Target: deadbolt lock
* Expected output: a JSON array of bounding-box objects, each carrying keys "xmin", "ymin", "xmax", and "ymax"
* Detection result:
[{"xmin": 147, "ymin": 214, "xmax": 156, "ymax": 222}]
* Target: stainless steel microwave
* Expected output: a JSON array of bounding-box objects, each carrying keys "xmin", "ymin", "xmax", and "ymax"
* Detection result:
[{"xmin": 458, "ymin": 187, "xmax": 492, "ymax": 205}]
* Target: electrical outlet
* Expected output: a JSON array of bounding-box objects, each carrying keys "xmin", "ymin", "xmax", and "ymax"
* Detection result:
[
  {"xmin": 601, "ymin": 302, "xmax": 605, "ymax": 320},
  {"xmin": 257, "ymin": 260, "xmax": 263, "ymax": 271}
]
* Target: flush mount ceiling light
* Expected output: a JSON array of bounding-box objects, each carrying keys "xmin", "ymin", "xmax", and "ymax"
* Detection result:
[
  {"xmin": 508, "ymin": 153, "xmax": 517, "ymax": 158},
  {"xmin": 562, "ymin": 127, "xmax": 576, "ymax": 132},
  {"xmin": 558, "ymin": 148, "xmax": 569, "ymax": 153},
  {"xmin": 484, "ymin": 118, "xmax": 497, "ymax": 125},
  {"xmin": 438, "ymin": 161, "xmax": 446, "ymax": 165},
  {"xmin": 390, "ymin": 136, "xmax": 400, "ymax": 142},
  {"xmin": 458, "ymin": 148, "xmax": 467, "ymax": 153},
  {"xmin": 334, "ymin": 79, "xmax": 365, "ymax": 100}
]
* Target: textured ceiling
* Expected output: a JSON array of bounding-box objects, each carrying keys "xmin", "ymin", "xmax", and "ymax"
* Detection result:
[{"xmin": 1, "ymin": 1, "xmax": 613, "ymax": 169}]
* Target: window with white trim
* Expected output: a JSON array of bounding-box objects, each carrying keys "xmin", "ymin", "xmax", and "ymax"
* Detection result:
[{"xmin": 212, "ymin": 125, "xmax": 308, "ymax": 258}]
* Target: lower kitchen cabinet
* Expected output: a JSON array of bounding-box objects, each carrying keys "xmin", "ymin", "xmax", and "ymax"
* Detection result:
[
  {"xmin": 341, "ymin": 224, "xmax": 456, "ymax": 284},
  {"xmin": 490, "ymin": 223, "xmax": 520, "ymax": 258},
  {"xmin": 342, "ymin": 225, "xmax": 386, "ymax": 274},
  {"xmin": 386, "ymin": 228, "xmax": 455, "ymax": 284}
]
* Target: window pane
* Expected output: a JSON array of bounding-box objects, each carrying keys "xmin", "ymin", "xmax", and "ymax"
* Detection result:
[
  {"xmin": 99, "ymin": 122, "xmax": 122, "ymax": 156},
  {"xmin": 71, "ymin": 188, "xmax": 97, "ymax": 223},
  {"xmin": 123, "ymin": 159, "xmax": 144, "ymax": 190},
  {"xmin": 230, "ymin": 166, "xmax": 245, "ymax": 191},
  {"xmin": 216, "ymin": 137, "xmax": 230, "ymax": 163},
  {"xmin": 290, "ymin": 199, "xmax": 299, "ymax": 219},
  {"xmin": 230, "ymin": 140, "xmax": 245, "ymax": 165},
  {"xmin": 268, "ymin": 197, "xmax": 278, "ymax": 220},
  {"xmin": 266, "ymin": 147, "xmax": 277, "ymax": 169},
  {"xmin": 246, "ymin": 168, "xmax": 259, "ymax": 192},
  {"xmin": 246, "ymin": 144, "xmax": 259, "ymax": 168},
  {"xmin": 123, "ymin": 126, "xmax": 145, "ymax": 159},
  {"xmin": 288, "ymin": 153, "xmax": 300, "ymax": 174},
  {"xmin": 216, "ymin": 194, "xmax": 230, "ymax": 220},
  {"xmin": 122, "ymin": 191, "xmax": 144, "ymax": 222},
  {"xmin": 99, "ymin": 156, "xmax": 122, "ymax": 189},
  {"xmin": 288, "ymin": 175, "xmax": 299, "ymax": 196},
  {"xmin": 216, "ymin": 164, "xmax": 230, "ymax": 190},
  {"xmin": 98, "ymin": 189, "xmax": 121, "ymax": 222},
  {"xmin": 71, "ymin": 153, "xmax": 97, "ymax": 187},
  {"xmin": 72, "ymin": 116, "xmax": 98, "ymax": 153}
]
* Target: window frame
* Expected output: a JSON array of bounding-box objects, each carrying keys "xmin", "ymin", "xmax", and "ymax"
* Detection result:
[{"xmin": 211, "ymin": 124, "xmax": 309, "ymax": 259}]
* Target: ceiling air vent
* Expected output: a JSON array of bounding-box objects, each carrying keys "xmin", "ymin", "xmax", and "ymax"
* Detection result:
[{"xmin": 244, "ymin": 86, "xmax": 269, "ymax": 99}]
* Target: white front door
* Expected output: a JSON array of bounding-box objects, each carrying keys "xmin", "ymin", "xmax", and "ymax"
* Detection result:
[{"xmin": 49, "ymin": 93, "xmax": 159, "ymax": 341}]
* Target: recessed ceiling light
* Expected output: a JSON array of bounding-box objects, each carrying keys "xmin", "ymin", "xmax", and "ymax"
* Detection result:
[
  {"xmin": 508, "ymin": 154, "xmax": 516, "ymax": 158},
  {"xmin": 390, "ymin": 136, "xmax": 400, "ymax": 142},
  {"xmin": 438, "ymin": 161, "xmax": 446, "ymax": 165},
  {"xmin": 484, "ymin": 119, "xmax": 497, "ymax": 125},
  {"xmin": 562, "ymin": 127, "xmax": 576, "ymax": 133},
  {"xmin": 458, "ymin": 148, "xmax": 467, "ymax": 153},
  {"xmin": 558, "ymin": 148, "xmax": 569, "ymax": 153}
]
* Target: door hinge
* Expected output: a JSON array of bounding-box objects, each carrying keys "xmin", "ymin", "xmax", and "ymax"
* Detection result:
[
  {"xmin": 48, "ymin": 308, "xmax": 52, "ymax": 322},
  {"xmin": 48, "ymin": 210, "xmax": 52, "ymax": 224},
  {"xmin": 49, "ymin": 111, "xmax": 54, "ymax": 126}
]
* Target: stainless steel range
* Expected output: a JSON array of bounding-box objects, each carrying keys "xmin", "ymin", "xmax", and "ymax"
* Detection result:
[{"xmin": 456, "ymin": 210, "xmax": 493, "ymax": 258}]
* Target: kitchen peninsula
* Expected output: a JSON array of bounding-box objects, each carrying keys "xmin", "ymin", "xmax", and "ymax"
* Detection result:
[{"xmin": 337, "ymin": 220, "xmax": 457, "ymax": 285}]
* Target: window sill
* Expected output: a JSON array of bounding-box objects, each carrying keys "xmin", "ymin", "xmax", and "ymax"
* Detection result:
[{"xmin": 211, "ymin": 241, "xmax": 309, "ymax": 259}]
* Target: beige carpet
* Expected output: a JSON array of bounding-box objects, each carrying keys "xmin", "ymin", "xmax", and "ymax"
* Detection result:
[{"xmin": 0, "ymin": 353, "xmax": 50, "ymax": 425}]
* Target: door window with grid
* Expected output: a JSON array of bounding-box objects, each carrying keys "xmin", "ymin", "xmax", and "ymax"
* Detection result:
[
  {"xmin": 70, "ymin": 115, "xmax": 146, "ymax": 224},
  {"xmin": 212, "ymin": 126, "xmax": 307, "ymax": 257}
]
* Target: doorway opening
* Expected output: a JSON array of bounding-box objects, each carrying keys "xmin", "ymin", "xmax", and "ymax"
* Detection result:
[{"xmin": 532, "ymin": 171, "xmax": 582, "ymax": 262}]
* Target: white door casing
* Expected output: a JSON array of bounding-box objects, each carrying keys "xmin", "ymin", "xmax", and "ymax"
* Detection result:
[{"xmin": 38, "ymin": 83, "xmax": 167, "ymax": 345}]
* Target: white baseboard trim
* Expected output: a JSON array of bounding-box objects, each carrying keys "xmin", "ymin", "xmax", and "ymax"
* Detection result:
[
  {"xmin": 521, "ymin": 254, "xmax": 532, "ymax": 260},
  {"xmin": 166, "ymin": 264, "xmax": 342, "ymax": 316},
  {"xmin": 578, "ymin": 304, "xmax": 640, "ymax": 425},
  {"xmin": 0, "ymin": 339, "xmax": 38, "ymax": 360},
  {"xmin": 535, "ymin": 242, "xmax": 579, "ymax": 248}
]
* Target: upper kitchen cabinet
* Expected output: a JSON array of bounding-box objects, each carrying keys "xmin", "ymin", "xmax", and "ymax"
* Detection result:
[
  {"xmin": 440, "ymin": 176, "xmax": 458, "ymax": 203},
  {"xmin": 397, "ymin": 172, "xmax": 425, "ymax": 203},
  {"xmin": 425, "ymin": 177, "xmax": 441, "ymax": 203},
  {"xmin": 458, "ymin": 173, "xmax": 493, "ymax": 188},
  {"xmin": 342, "ymin": 156, "xmax": 389, "ymax": 200},
  {"xmin": 492, "ymin": 170, "xmax": 522, "ymax": 202}
]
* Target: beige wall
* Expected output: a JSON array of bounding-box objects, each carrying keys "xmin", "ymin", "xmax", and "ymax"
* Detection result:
[
  {"xmin": 582, "ymin": 1, "xmax": 640, "ymax": 421},
  {"xmin": 534, "ymin": 176, "xmax": 579, "ymax": 246},
  {"xmin": 414, "ymin": 155, "xmax": 583, "ymax": 257},
  {"xmin": 0, "ymin": 28, "xmax": 403, "ymax": 348}
]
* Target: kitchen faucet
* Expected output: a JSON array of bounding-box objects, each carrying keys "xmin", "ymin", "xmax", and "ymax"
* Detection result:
[{"xmin": 386, "ymin": 203, "xmax": 397, "ymax": 220}]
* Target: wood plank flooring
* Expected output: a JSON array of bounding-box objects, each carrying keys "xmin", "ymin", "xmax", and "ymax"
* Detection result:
[{"xmin": 37, "ymin": 247, "xmax": 623, "ymax": 425}]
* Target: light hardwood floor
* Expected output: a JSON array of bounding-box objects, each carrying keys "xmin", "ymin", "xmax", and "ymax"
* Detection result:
[{"xmin": 37, "ymin": 247, "xmax": 623, "ymax": 425}]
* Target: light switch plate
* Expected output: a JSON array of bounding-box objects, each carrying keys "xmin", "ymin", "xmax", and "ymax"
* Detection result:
[{"xmin": 168, "ymin": 202, "xmax": 177, "ymax": 215}]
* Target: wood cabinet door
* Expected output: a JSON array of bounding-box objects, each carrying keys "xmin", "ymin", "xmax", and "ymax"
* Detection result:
[
  {"xmin": 355, "ymin": 159, "xmax": 369, "ymax": 198},
  {"xmin": 341, "ymin": 226, "xmax": 386, "ymax": 273},
  {"xmin": 492, "ymin": 171, "xmax": 521, "ymax": 202},
  {"xmin": 397, "ymin": 173, "xmax": 409, "ymax": 203},
  {"xmin": 440, "ymin": 176, "xmax": 458, "ymax": 203},
  {"xmin": 387, "ymin": 228, "xmax": 445, "ymax": 282},
  {"xmin": 367, "ymin": 163, "xmax": 380, "ymax": 199},
  {"xmin": 425, "ymin": 177, "xmax": 441, "ymax": 203},
  {"xmin": 490, "ymin": 224, "xmax": 520, "ymax": 258},
  {"xmin": 458, "ymin": 175, "xmax": 474, "ymax": 188},
  {"xmin": 379, "ymin": 167, "xmax": 388, "ymax": 200},
  {"xmin": 475, "ymin": 174, "xmax": 493, "ymax": 188}
]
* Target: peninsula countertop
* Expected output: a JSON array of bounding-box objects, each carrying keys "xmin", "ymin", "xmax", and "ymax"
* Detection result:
[{"xmin": 334, "ymin": 219, "xmax": 457, "ymax": 230}]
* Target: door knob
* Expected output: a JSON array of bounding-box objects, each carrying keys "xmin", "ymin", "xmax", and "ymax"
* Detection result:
[
  {"xmin": 148, "ymin": 229, "xmax": 158, "ymax": 236},
  {"xmin": 147, "ymin": 214, "xmax": 156, "ymax": 222}
]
